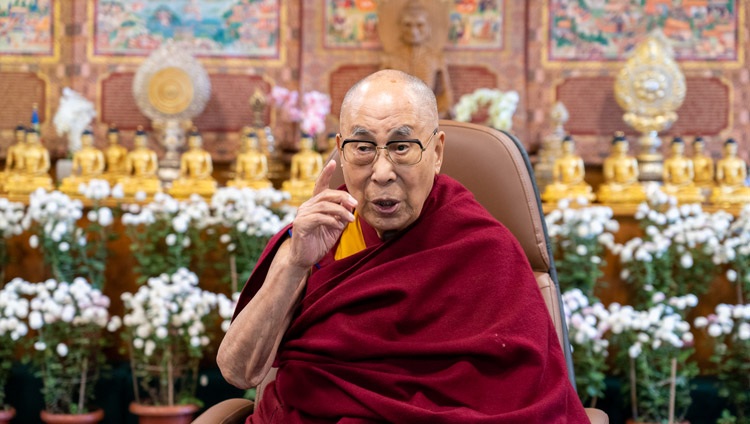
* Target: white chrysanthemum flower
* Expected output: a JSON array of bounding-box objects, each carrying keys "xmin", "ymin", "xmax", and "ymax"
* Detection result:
[
  {"xmin": 56, "ymin": 343, "xmax": 69, "ymax": 357},
  {"xmin": 628, "ymin": 343, "xmax": 642, "ymax": 358},
  {"xmin": 726, "ymin": 269, "xmax": 738, "ymax": 282},
  {"xmin": 708, "ymin": 324, "xmax": 723, "ymax": 338}
]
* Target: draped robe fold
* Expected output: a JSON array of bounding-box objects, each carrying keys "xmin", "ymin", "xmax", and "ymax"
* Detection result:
[{"xmin": 234, "ymin": 175, "xmax": 588, "ymax": 423}]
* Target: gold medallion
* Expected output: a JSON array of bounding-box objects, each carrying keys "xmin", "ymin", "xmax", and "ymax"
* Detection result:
[{"xmin": 147, "ymin": 67, "xmax": 194, "ymax": 115}]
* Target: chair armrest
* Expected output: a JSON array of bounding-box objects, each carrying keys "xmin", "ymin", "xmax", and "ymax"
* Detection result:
[
  {"xmin": 585, "ymin": 408, "xmax": 609, "ymax": 424},
  {"xmin": 191, "ymin": 398, "xmax": 254, "ymax": 424}
]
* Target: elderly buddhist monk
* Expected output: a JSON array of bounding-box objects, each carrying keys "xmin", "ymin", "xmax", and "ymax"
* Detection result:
[{"xmin": 217, "ymin": 70, "xmax": 588, "ymax": 423}]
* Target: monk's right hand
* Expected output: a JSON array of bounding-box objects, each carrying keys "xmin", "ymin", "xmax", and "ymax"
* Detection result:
[{"xmin": 287, "ymin": 160, "xmax": 357, "ymax": 269}]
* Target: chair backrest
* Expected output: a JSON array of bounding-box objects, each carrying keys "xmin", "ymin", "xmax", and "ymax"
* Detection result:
[{"xmin": 328, "ymin": 120, "xmax": 575, "ymax": 386}]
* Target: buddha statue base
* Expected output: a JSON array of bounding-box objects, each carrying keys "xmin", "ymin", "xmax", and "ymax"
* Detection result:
[
  {"xmin": 119, "ymin": 177, "xmax": 163, "ymax": 199},
  {"xmin": 662, "ymin": 184, "xmax": 705, "ymax": 204},
  {"xmin": 59, "ymin": 176, "xmax": 101, "ymax": 196},
  {"xmin": 710, "ymin": 186, "xmax": 750, "ymax": 206},
  {"xmin": 6, "ymin": 174, "xmax": 54, "ymax": 195},
  {"xmin": 541, "ymin": 183, "xmax": 595, "ymax": 204},
  {"xmin": 227, "ymin": 179, "xmax": 273, "ymax": 190},
  {"xmin": 0, "ymin": 173, "xmax": 10, "ymax": 193},
  {"xmin": 102, "ymin": 173, "xmax": 128, "ymax": 186},
  {"xmin": 597, "ymin": 184, "xmax": 647, "ymax": 204},
  {"xmin": 168, "ymin": 178, "xmax": 217, "ymax": 199},
  {"xmin": 282, "ymin": 180, "xmax": 315, "ymax": 206}
]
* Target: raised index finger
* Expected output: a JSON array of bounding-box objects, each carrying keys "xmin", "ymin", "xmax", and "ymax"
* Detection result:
[{"xmin": 313, "ymin": 159, "xmax": 338, "ymax": 197}]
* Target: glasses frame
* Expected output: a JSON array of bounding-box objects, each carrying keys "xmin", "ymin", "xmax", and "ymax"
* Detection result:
[{"xmin": 339, "ymin": 128, "xmax": 439, "ymax": 167}]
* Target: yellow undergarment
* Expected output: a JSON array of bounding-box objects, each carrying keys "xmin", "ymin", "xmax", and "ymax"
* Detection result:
[{"xmin": 334, "ymin": 211, "xmax": 367, "ymax": 260}]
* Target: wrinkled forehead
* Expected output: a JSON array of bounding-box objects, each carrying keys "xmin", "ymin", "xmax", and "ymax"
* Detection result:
[{"xmin": 341, "ymin": 83, "xmax": 421, "ymax": 126}]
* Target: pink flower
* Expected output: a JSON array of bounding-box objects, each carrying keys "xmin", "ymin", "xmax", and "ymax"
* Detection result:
[
  {"xmin": 271, "ymin": 87, "xmax": 302, "ymax": 121},
  {"xmin": 271, "ymin": 88, "xmax": 331, "ymax": 136}
]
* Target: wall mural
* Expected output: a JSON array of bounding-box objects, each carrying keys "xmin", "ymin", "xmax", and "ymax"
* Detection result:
[
  {"xmin": 325, "ymin": 0, "xmax": 379, "ymax": 48},
  {"xmin": 324, "ymin": 0, "xmax": 503, "ymax": 50},
  {"xmin": 0, "ymin": 0, "xmax": 55, "ymax": 56},
  {"xmin": 93, "ymin": 0, "xmax": 280, "ymax": 59},
  {"xmin": 448, "ymin": 0, "xmax": 503, "ymax": 49},
  {"xmin": 548, "ymin": 0, "xmax": 739, "ymax": 62}
]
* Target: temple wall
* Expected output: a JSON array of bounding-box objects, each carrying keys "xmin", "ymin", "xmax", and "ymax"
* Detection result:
[{"xmin": 0, "ymin": 0, "xmax": 747, "ymax": 165}]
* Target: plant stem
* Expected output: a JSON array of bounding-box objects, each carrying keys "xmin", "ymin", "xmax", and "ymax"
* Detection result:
[
  {"xmin": 168, "ymin": 346, "xmax": 174, "ymax": 406},
  {"xmin": 737, "ymin": 280, "xmax": 744, "ymax": 305},
  {"xmin": 230, "ymin": 254, "xmax": 238, "ymax": 294},
  {"xmin": 630, "ymin": 356, "xmax": 638, "ymax": 421},
  {"xmin": 129, "ymin": 345, "xmax": 140, "ymax": 405},
  {"xmin": 78, "ymin": 357, "xmax": 88, "ymax": 413},
  {"xmin": 668, "ymin": 357, "xmax": 677, "ymax": 424}
]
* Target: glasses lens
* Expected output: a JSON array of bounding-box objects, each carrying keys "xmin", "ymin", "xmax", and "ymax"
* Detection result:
[
  {"xmin": 387, "ymin": 142, "xmax": 421, "ymax": 165},
  {"xmin": 343, "ymin": 142, "xmax": 377, "ymax": 166}
]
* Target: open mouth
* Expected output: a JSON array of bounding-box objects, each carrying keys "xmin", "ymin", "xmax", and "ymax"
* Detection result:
[{"xmin": 372, "ymin": 199, "xmax": 399, "ymax": 213}]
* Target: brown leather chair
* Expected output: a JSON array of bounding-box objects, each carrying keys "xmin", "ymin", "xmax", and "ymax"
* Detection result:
[{"xmin": 193, "ymin": 120, "xmax": 608, "ymax": 424}]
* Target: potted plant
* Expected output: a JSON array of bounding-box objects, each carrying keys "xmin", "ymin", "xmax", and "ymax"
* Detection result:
[
  {"xmin": 719, "ymin": 204, "xmax": 750, "ymax": 303},
  {"xmin": 607, "ymin": 293, "xmax": 698, "ymax": 424},
  {"xmin": 0, "ymin": 197, "xmax": 25, "ymax": 284},
  {"xmin": 7, "ymin": 276, "xmax": 116, "ymax": 423},
  {"xmin": 121, "ymin": 194, "xmax": 216, "ymax": 283},
  {"xmin": 120, "ymin": 268, "xmax": 234, "ymax": 423},
  {"xmin": 694, "ymin": 304, "xmax": 750, "ymax": 423},
  {"xmin": 22, "ymin": 186, "xmax": 115, "ymax": 289},
  {"xmin": 619, "ymin": 191, "xmax": 731, "ymax": 308},
  {"xmin": 546, "ymin": 201, "xmax": 619, "ymax": 296},
  {"xmin": 0, "ymin": 278, "xmax": 30, "ymax": 423},
  {"xmin": 562, "ymin": 288, "xmax": 611, "ymax": 408},
  {"xmin": 211, "ymin": 186, "xmax": 293, "ymax": 292}
]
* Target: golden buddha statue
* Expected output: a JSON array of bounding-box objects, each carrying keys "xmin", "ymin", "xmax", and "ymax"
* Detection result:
[
  {"xmin": 227, "ymin": 130, "xmax": 272, "ymax": 190},
  {"xmin": 597, "ymin": 132, "xmax": 647, "ymax": 204},
  {"xmin": 118, "ymin": 126, "xmax": 162, "ymax": 198},
  {"xmin": 541, "ymin": 135, "xmax": 595, "ymax": 203},
  {"xmin": 710, "ymin": 138, "xmax": 750, "ymax": 205},
  {"xmin": 0, "ymin": 124, "xmax": 27, "ymax": 192},
  {"xmin": 60, "ymin": 129, "xmax": 106, "ymax": 195},
  {"xmin": 282, "ymin": 133, "xmax": 323, "ymax": 205},
  {"xmin": 661, "ymin": 136, "xmax": 704, "ymax": 203},
  {"xmin": 691, "ymin": 136, "xmax": 715, "ymax": 190},
  {"xmin": 6, "ymin": 129, "xmax": 53, "ymax": 195},
  {"xmin": 169, "ymin": 127, "xmax": 217, "ymax": 198},
  {"xmin": 102, "ymin": 124, "xmax": 130, "ymax": 184}
]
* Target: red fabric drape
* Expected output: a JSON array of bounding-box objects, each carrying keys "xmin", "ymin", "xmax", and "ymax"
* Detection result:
[{"xmin": 236, "ymin": 175, "xmax": 587, "ymax": 423}]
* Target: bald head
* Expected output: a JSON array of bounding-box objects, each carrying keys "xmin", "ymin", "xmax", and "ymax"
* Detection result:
[
  {"xmin": 340, "ymin": 70, "xmax": 438, "ymax": 129},
  {"xmin": 335, "ymin": 69, "xmax": 445, "ymax": 238}
]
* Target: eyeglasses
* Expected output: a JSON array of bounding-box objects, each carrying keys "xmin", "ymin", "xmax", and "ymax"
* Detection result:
[{"xmin": 340, "ymin": 128, "xmax": 438, "ymax": 167}]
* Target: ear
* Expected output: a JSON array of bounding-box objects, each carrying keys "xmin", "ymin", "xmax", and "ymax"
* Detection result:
[
  {"xmin": 434, "ymin": 131, "xmax": 445, "ymax": 174},
  {"xmin": 336, "ymin": 134, "xmax": 344, "ymax": 167}
]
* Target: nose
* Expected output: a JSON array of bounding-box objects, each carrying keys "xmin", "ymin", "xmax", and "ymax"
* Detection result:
[{"xmin": 370, "ymin": 149, "xmax": 396, "ymax": 185}]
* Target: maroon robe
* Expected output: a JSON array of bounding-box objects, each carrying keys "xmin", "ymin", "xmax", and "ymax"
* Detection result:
[{"xmin": 235, "ymin": 175, "xmax": 588, "ymax": 423}]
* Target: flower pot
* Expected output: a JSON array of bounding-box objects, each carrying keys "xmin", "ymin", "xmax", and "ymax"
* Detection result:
[
  {"xmin": 40, "ymin": 409, "xmax": 104, "ymax": 424},
  {"xmin": 129, "ymin": 403, "xmax": 199, "ymax": 424},
  {"xmin": 0, "ymin": 407, "xmax": 15, "ymax": 424}
]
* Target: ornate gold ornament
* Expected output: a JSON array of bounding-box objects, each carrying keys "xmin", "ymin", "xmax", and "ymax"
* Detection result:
[
  {"xmin": 132, "ymin": 40, "xmax": 211, "ymax": 185},
  {"xmin": 614, "ymin": 30, "xmax": 686, "ymax": 182},
  {"xmin": 147, "ymin": 68, "xmax": 194, "ymax": 115}
]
